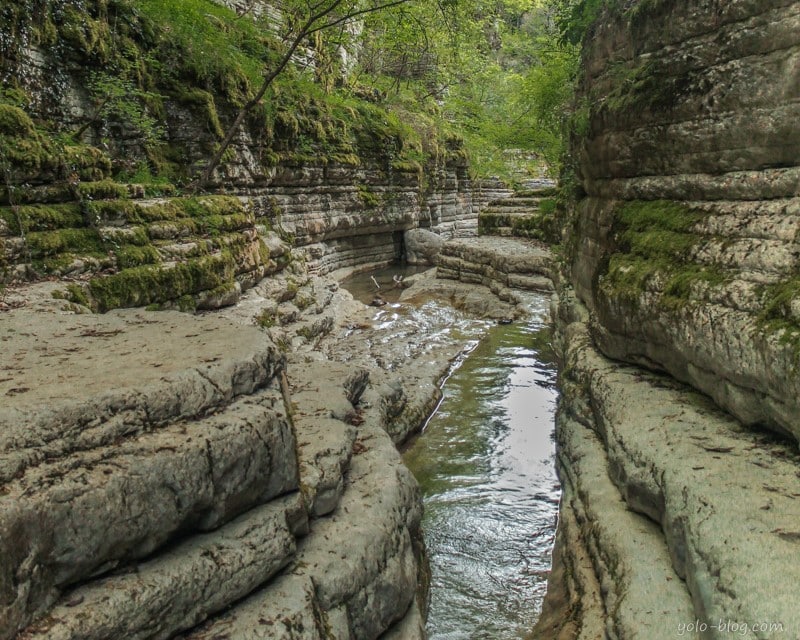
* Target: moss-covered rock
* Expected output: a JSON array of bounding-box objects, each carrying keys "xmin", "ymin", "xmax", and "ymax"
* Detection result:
[{"xmin": 87, "ymin": 252, "xmax": 235, "ymax": 312}]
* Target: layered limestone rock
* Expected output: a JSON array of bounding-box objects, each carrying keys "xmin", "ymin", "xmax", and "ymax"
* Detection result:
[
  {"xmin": 477, "ymin": 184, "xmax": 558, "ymax": 242},
  {"xmin": 437, "ymin": 236, "xmax": 555, "ymax": 303},
  {"xmin": 0, "ymin": 0, "xmax": 497, "ymax": 312},
  {"xmin": 536, "ymin": 1, "xmax": 800, "ymax": 637},
  {"xmin": 566, "ymin": 0, "xmax": 800, "ymax": 442},
  {"xmin": 535, "ymin": 293, "xmax": 800, "ymax": 638},
  {"xmin": 0, "ymin": 285, "xmax": 434, "ymax": 640}
]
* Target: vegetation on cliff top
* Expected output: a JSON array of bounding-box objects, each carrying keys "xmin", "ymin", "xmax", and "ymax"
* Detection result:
[
  {"xmin": 0, "ymin": 0, "xmax": 584, "ymax": 309},
  {"xmin": 0, "ymin": 0, "xmax": 581, "ymax": 187}
]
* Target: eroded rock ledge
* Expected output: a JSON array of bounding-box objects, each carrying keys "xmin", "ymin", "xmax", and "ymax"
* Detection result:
[
  {"xmin": 534, "ymin": 292, "xmax": 800, "ymax": 639},
  {"xmin": 533, "ymin": 0, "xmax": 800, "ymax": 637},
  {"xmin": 0, "ymin": 286, "xmax": 433, "ymax": 640}
]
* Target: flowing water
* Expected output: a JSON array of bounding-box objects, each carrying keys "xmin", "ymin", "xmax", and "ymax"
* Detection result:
[{"xmin": 341, "ymin": 267, "xmax": 560, "ymax": 639}]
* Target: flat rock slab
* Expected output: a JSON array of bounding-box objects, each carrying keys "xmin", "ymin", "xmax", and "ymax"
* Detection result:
[
  {"xmin": 178, "ymin": 423, "xmax": 423, "ymax": 640},
  {"xmin": 437, "ymin": 236, "xmax": 554, "ymax": 300},
  {"xmin": 439, "ymin": 236, "xmax": 552, "ymax": 274},
  {"xmin": 0, "ymin": 307, "xmax": 277, "ymax": 410},
  {"xmin": 0, "ymin": 306, "xmax": 289, "ymax": 637},
  {"xmin": 19, "ymin": 495, "xmax": 307, "ymax": 640}
]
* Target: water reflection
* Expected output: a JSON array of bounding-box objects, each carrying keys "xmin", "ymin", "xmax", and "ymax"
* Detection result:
[{"xmin": 403, "ymin": 296, "xmax": 559, "ymax": 639}]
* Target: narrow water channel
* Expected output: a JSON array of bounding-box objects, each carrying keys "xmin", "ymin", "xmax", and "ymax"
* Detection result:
[
  {"xmin": 403, "ymin": 294, "xmax": 559, "ymax": 639},
  {"xmin": 341, "ymin": 267, "xmax": 560, "ymax": 638}
]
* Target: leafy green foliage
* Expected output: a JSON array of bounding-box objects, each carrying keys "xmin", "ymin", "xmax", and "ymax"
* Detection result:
[
  {"xmin": 552, "ymin": 0, "xmax": 609, "ymax": 45},
  {"xmin": 355, "ymin": 0, "xmax": 581, "ymax": 179}
]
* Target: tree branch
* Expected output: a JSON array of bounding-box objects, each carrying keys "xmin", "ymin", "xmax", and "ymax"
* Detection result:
[{"xmin": 198, "ymin": 0, "xmax": 415, "ymax": 186}]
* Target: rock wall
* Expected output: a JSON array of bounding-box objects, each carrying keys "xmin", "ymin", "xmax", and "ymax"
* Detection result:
[
  {"xmin": 568, "ymin": 0, "xmax": 800, "ymax": 441},
  {"xmin": 535, "ymin": 1, "xmax": 800, "ymax": 637},
  {"xmin": 0, "ymin": 0, "xmax": 499, "ymax": 309}
]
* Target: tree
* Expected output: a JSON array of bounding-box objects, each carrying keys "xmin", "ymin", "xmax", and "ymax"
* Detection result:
[{"xmin": 200, "ymin": 0, "xmax": 413, "ymax": 185}]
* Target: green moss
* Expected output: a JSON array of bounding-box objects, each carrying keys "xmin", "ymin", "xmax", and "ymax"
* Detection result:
[
  {"xmin": 88, "ymin": 253, "xmax": 234, "ymax": 312},
  {"xmin": 0, "ymin": 104, "xmax": 35, "ymax": 136},
  {"xmin": 0, "ymin": 184, "xmax": 74, "ymax": 206},
  {"xmin": 175, "ymin": 88, "xmax": 224, "ymax": 139},
  {"xmin": 390, "ymin": 160, "xmax": 423, "ymax": 174},
  {"xmin": 510, "ymin": 214, "xmax": 553, "ymax": 241},
  {"xmin": 66, "ymin": 283, "xmax": 91, "ymax": 307},
  {"xmin": 759, "ymin": 277, "xmax": 800, "ymax": 325},
  {"xmin": 331, "ymin": 154, "xmax": 361, "ymax": 167},
  {"xmin": 175, "ymin": 294, "xmax": 197, "ymax": 313},
  {"xmin": 117, "ymin": 244, "xmax": 161, "ymax": 269},
  {"xmin": 57, "ymin": 6, "xmax": 112, "ymax": 60},
  {"xmin": 539, "ymin": 198, "xmax": 557, "ymax": 215},
  {"xmin": 25, "ymin": 228, "xmax": 104, "ymax": 259},
  {"xmin": 86, "ymin": 195, "xmax": 248, "ymax": 227},
  {"xmin": 357, "ymin": 184, "xmax": 381, "ymax": 208},
  {"xmin": 256, "ymin": 309, "xmax": 276, "ymax": 328},
  {"xmin": 623, "ymin": 229, "xmax": 696, "ymax": 258},
  {"xmin": 601, "ymin": 57, "xmax": 697, "ymax": 116},
  {"xmin": 78, "ymin": 180, "xmax": 130, "ymax": 200},
  {"xmin": 0, "ymin": 204, "xmax": 83, "ymax": 234},
  {"xmin": 617, "ymin": 199, "xmax": 703, "ymax": 234},
  {"xmin": 599, "ymin": 200, "xmax": 724, "ymax": 307}
]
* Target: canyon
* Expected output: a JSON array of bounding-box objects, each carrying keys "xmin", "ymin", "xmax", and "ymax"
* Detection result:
[{"xmin": 2, "ymin": 0, "xmax": 800, "ymax": 638}]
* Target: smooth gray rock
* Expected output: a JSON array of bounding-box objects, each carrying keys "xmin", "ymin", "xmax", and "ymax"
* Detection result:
[
  {"xmin": 179, "ymin": 424, "xmax": 424, "ymax": 640},
  {"xmin": 404, "ymin": 228, "xmax": 445, "ymax": 265},
  {"xmin": 0, "ymin": 388, "xmax": 298, "ymax": 638},
  {"xmin": 554, "ymin": 293, "xmax": 800, "ymax": 637},
  {"xmin": 19, "ymin": 496, "xmax": 306, "ymax": 640}
]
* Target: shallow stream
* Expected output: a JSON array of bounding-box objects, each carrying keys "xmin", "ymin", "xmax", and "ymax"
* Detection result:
[{"xmin": 342, "ymin": 268, "xmax": 559, "ymax": 639}]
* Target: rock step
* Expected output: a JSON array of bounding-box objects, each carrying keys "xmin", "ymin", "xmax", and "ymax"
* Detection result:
[
  {"xmin": 0, "ymin": 309, "xmax": 290, "ymax": 637},
  {"xmin": 0, "ymin": 387, "xmax": 298, "ymax": 630},
  {"xmin": 478, "ymin": 202, "xmax": 556, "ymax": 242},
  {"xmin": 514, "ymin": 186, "xmax": 558, "ymax": 198},
  {"xmin": 436, "ymin": 236, "xmax": 554, "ymax": 294},
  {"xmin": 1, "ymin": 193, "xmax": 273, "ymax": 313},
  {"xmin": 286, "ymin": 361, "xmax": 370, "ymax": 517},
  {"xmin": 179, "ymin": 423, "xmax": 424, "ymax": 640},
  {"xmin": 18, "ymin": 495, "xmax": 307, "ymax": 640},
  {"xmin": 0, "ymin": 310, "xmax": 284, "ymax": 482},
  {"xmin": 485, "ymin": 197, "xmax": 547, "ymax": 208},
  {"xmin": 556, "ymin": 415, "xmax": 695, "ymax": 638},
  {"xmin": 0, "ymin": 182, "xmax": 176, "ymax": 208},
  {"xmin": 481, "ymin": 206, "xmax": 543, "ymax": 216},
  {"xmin": 561, "ymin": 304, "xmax": 800, "ymax": 632}
]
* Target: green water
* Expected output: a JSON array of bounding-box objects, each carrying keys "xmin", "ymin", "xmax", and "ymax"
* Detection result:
[{"xmin": 403, "ymin": 295, "xmax": 559, "ymax": 639}]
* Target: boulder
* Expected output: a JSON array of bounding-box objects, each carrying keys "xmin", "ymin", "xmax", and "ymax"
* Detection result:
[{"xmin": 404, "ymin": 228, "xmax": 445, "ymax": 265}]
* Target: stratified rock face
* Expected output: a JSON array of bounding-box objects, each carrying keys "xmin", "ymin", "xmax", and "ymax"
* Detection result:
[
  {"xmin": 568, "ymin": 0, "xmax": 800, "ymax": 442},
  {"xmin": 539, "ymin": 292, "xmax": 800, "ymax": 639},
  {"xmin": 437, "ymin": 236, "xmax": 554, "ymax": 299},
  {"xmin": 536, "ymin": 2, "xmax": 800, "ymax": 638},
  {"xmin": 0, "ymin": 304, "xmax": 429, "ymax": 640}
]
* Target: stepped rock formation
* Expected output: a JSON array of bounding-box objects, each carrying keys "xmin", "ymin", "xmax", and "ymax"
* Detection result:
[
  {"xmin": 535, "ymin": 1, "xmax": 800, "ymax": 637},
  {"xmin": 1, "ymin": 268, "xmax": 454, "ymax": 639},
  {"xmin": 0, "ymin": 1, "xmax": 515, "ymax": 637}
]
